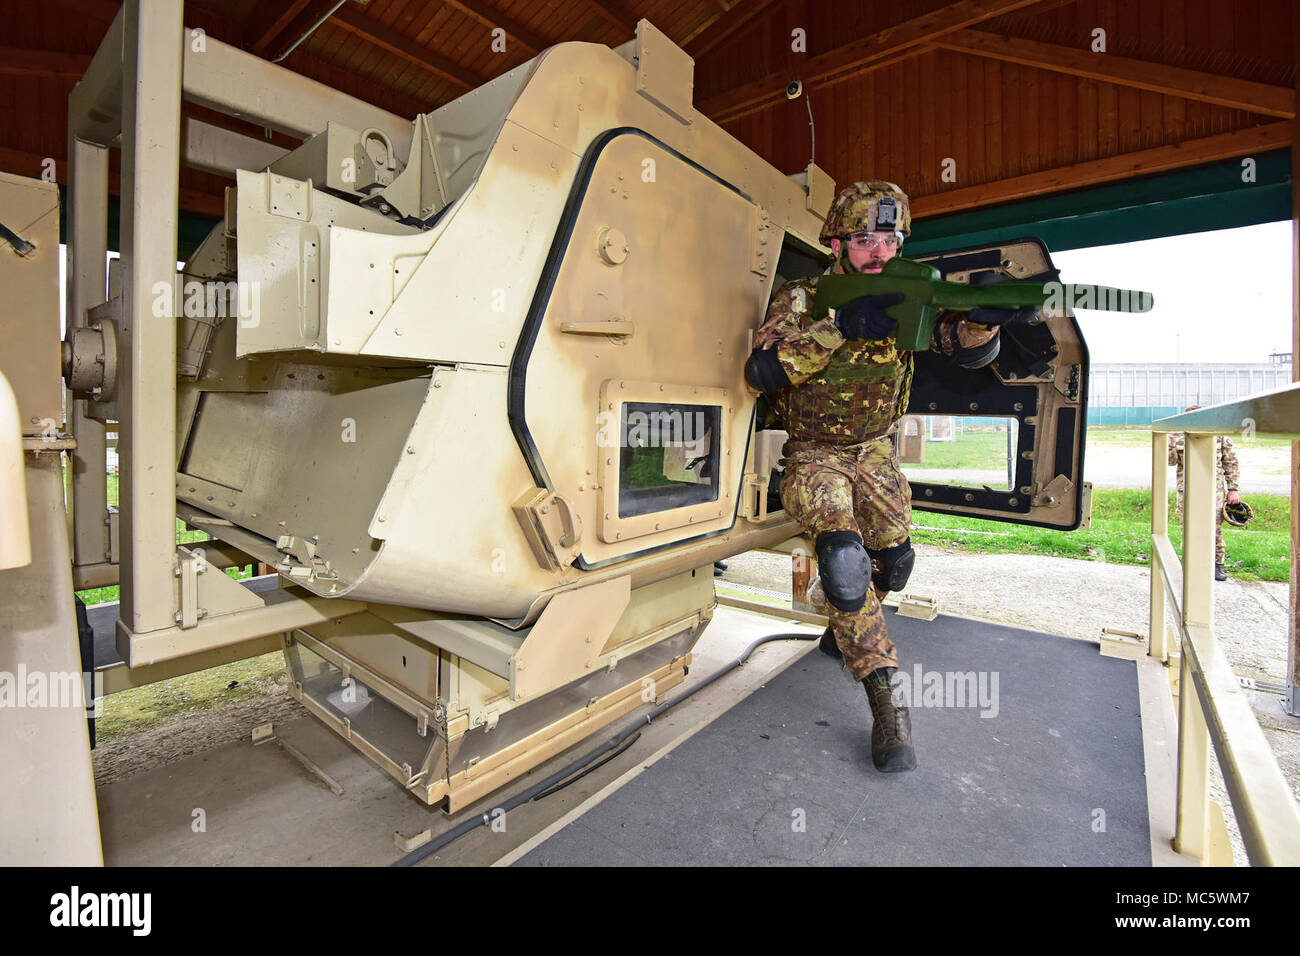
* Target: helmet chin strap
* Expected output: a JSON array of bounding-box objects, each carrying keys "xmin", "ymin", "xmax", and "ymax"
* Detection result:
[{"xmin": 836, "ymin": 243, "xmax": 855, "ymax": 274}]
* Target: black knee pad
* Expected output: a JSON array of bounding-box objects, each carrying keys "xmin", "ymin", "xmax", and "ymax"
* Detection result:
[
  {"xmin": 867, "ymin": 537, "xmax": 915, "ymax": 593},
  {"xmin": 815, "ymin": 530, "xmax": 870, "ymax": 612}
]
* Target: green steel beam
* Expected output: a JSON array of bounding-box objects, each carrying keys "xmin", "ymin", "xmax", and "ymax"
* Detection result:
[{"xmin": 907, "ymin": 150, "xmax": 1292, "ymax": 256}]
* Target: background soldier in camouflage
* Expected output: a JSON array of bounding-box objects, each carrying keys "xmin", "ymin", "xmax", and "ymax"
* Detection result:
[
  {"xmin": 744, "ymin": 181, "xmax": 1028, "ymax": 773},
  {"xmin": 1167, "ymin": 407, "xmax": 1243, "ymax": 580}
]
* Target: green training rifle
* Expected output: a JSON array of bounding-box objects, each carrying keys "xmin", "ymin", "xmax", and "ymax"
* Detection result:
[{"xmin": 812, "ymin": 257, "xmax": 1156, "ymax": 351}]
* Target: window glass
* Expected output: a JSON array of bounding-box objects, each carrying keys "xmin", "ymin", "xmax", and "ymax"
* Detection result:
[
  {"xmin": 899, "ymin": 415, "xmax": 1020, "ymax": 491},
  {"xmin": 617, "ymin": 403, "xmax": 721, "ymax": 518}
]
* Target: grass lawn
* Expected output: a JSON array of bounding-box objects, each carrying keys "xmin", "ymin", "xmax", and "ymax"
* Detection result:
[
  {"xmin": 904, "ymin": 425, "xmax": 1292, "ymax": 581},
  {"xmin": 96, "ymin": 651, "xmax": 288, "ymax": 740},
  {"xmin": 78, "ymin": 474, "xmax": 280, "ymax": 741},
  {"xmin": 912, "ymin": 425, "xmax": 1016, "ymax": 471},
  {"xmin": 912, "ymin": 488, "xmax": 1292, "ymax": 583}
]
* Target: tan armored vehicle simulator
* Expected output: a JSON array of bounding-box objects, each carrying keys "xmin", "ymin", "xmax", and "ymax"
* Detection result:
[{"xmin": 32, "ymin": 15, "xmax": 1093, "ymax": 816}]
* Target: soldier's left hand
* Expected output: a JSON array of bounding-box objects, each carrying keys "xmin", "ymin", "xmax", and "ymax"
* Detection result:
[{"xmin": 1227, "ymin": 491, "xmax": 1240, "ymax": 505}]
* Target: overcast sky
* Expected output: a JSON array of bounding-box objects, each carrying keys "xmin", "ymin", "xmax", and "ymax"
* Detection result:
[{"xmin": 1053, "ymin": 220, "xmax": 1294, "ymax": 365}]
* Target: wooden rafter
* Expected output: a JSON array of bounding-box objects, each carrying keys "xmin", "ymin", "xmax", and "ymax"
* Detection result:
[
  {"xmin": 679, "ymin": 7, "xmax": 725, "ymax": 48},
  {"xmin": 183, "ymin": 0, "xmax": 437, "ymax": 115},
  {"xmin": 700, "ymin": 0, "xmax": 1044, "ymax": 124},
  {"xmin": 911, "ymin": 121, "xmax": 1294, "ymax": 218},
  {"xmin": 568, "ymin": 0, "xmax": 637, "ymax": 38},
  {"xmin": 437, "ymin": 0, "xmax": 552, "ymax": 57},
  {"xmin": 330, "ymin": 4, "xmax": 486, "ymax": 93},
  {"xmin": 684, "ymin": 0, "xmax": 781, "ymax": 58},
  {"xmin": 45, "ymin": 0, "xmax": 118, "ymax": 24},
  {"xmin": 0, "ymin": 46, "xmax": 90, "ymax": 80},
  {"xmin": 933, "ymin": 29, "xmax": 1295, "ymax": 119},
  {"xmin": 250, "ymin": 0, "xmax": 317, "ymax": 57},
  {"xmin": 282, "ymin": 48, "xmax": 438, "ymax": 118}
]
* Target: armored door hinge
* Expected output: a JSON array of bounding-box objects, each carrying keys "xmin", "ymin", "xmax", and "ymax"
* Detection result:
[
  {"xmin": 512, "ymin": 489, "xmax": 583, "ymax": 570},
  {"xmin": 174, "ymin": 546, "xmax": 208, "ymax": 628},
  {"xmin": 1028, "ymin": 474, "xmax": 1073, "ymax": 509},
  {"xmin": 750, "ymin": 205, "xmax": 773, "ymax": 277},
  {"xmin": 276, "ymin": 533, "xmax": 338, "ymax": 583},
  {"xmin": 740, "ymin": 472, "xmax": 768, "ymax": 521}
]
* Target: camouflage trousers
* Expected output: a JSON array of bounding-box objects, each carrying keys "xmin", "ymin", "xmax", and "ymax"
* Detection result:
[
  {"xmin": 780, "ymin": 434, "xmax": 911, "ymax": 681},
  {"xmin": 1175, "ymin": 486, "xmax": 1228, "ymax": 565}
]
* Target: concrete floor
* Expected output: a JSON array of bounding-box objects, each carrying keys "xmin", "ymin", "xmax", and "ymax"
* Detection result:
[
  {"xmin": 98, "ymin": 606, "xmax": 823, "ymax": 866},
  {"xmin": 96, "ymin": 598, "xmax": 1196, "ymax": 867},
  {"xmin": 92, "ymin": 539, "xmax": 1281, "ymax": 866},
  {"xmin": 513, "ymin": 610, "xmax": 1154, "ymax": 867}
]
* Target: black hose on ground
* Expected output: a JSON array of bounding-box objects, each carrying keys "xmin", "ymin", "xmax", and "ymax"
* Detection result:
[{"xmin": 391, "ymin": 629, "xmax": 819, "ymax": 867}]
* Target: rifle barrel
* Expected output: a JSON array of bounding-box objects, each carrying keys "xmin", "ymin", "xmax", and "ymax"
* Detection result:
[{"xmin": 934, "ymin": 282, "xmax": 1154, "ymax": 313}]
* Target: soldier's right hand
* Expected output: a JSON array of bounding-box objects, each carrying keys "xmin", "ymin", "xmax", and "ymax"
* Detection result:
[{"xmin": 833, "ymin": 293, "xmax": 904, "ymax": 341}]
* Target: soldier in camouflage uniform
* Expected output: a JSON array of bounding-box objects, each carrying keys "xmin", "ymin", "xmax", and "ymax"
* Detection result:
[
  {"xmin": 744, "ymin": 181, "xmax": 1023, "ymax": 773},
  {"xmin": 1167, "ymin": 408, "xmax": 1242, "ymax": 581}
]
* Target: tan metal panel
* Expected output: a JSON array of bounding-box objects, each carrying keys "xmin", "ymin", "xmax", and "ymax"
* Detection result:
[
  {"xmin": 66, "ymin": 139, "xmax": 111, "ymax": 568},
  {"xmin": 525, "ymin": 134, "xmax": 760, "ymax": 564},
  {"xmin": 234, "ymin": 168, "xmax": 418, "ymax": 357},
  {"xmin": 355, "ymin": 363, "xmax": 563, "ymax": 617},
  {"xmin": 633, "ymin": 19, "xmax": 695, "ymax": 124},
  {"xmin": 0, "ymin": 173, "xmax": 61, "ymax": 434},
  {"xmin": 0, "ymin": 373, "xmax": 29, "ymax": 570},
  {"xmin": 175, "ymin": 356, "xmax": 432, "ymax": 596},
  {"xmin": 353, "ymin": 120, "xmax": 578, "ymax": 365},
  {"xmin": 511, "ymin": 575, "xmax": 630, "ymax": 699},
  {"xmin": 0, "ymin": 455, "xmax": 102, "ymax": 865}
]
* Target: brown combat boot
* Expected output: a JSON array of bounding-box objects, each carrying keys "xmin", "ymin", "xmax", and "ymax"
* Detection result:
[{"xmin": 863, "ymin": 667, "xmax": 916, "ymax": 773}]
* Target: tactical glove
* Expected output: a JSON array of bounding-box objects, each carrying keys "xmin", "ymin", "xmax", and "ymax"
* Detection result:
[
  {"xmin": 833, "ymin": 293, "xmax": 904, "ymax": 340},
  {"xmin": 965, "ymin": 269, "xmax": 1044, "ymax": 327},
  {"xmin": 965, "ymin": 305, "xmax": 1037, "ymax": 327}
]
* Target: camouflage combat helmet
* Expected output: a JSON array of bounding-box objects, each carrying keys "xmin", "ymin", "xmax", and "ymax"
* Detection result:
[
  {"xmin": 819, "ymin": 180, "xmax": 911, "ymax": 244},
  {"xmin": 1224, "ymin": 499, "xmax": 1254, "ymax": 527}
]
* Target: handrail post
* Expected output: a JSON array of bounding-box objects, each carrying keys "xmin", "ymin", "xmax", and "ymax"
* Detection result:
[
  {"xmin": 1173, "ymin": 432, "xmax": 1216, "ymax": 859},
  {"xmin": 1149, "ymin": 430, "xmax": 1169, "ymax": 661}
]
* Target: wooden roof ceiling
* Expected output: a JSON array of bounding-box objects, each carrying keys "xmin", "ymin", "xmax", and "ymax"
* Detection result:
[{"xmin": 1, "ymin": 0, "xmax": 1294, "ymax": 226}]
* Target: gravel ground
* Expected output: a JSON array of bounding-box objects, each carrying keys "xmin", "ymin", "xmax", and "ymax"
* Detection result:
[
  {"xmin": 1083, "ymin": 444, "xmax": 1293, "ymax": 495},
  {"xmin": 718, "ymin": 545, "xmax": 1300, "ymax": 866},
  {"xmin": 92, "ymin": 673, "xmax": 308, "ymax": 789}
]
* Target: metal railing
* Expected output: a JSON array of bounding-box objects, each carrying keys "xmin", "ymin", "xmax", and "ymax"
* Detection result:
[{"xmin": 1149, "ymin": 384, "xmax": 1300, "ymax": 865}]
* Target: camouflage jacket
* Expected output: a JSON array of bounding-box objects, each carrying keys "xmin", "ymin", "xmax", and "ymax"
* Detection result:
[
  {"xmin": 753, "ymin": 263, "xmax": 998, "ymax": 445},
  {"xmin": 1167, "ymin": 434, "xmax": 1241, "ymax": 493}
]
